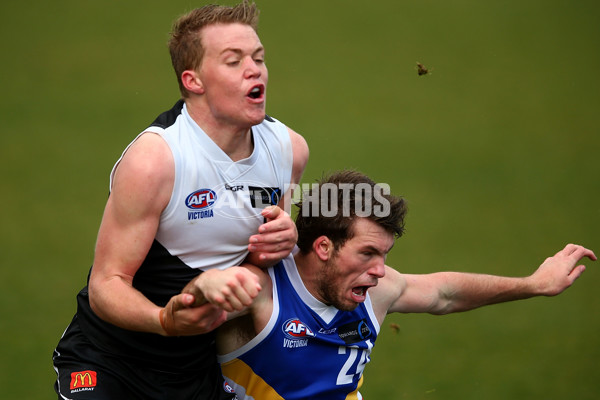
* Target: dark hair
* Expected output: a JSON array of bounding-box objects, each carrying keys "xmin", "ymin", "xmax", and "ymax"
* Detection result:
[
  {"xmin": 168, "ymin": 1, "xmax": 260, "ymax": 97},
  {"xmin": 295, "ymin": 170, "xmax": 407, "ymax": 254}
]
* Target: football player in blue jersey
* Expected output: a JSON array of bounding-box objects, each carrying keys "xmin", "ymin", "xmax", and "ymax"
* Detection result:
[{"xmin": 177, "ymin": 170, "xmax": 595, "ymax": 400}]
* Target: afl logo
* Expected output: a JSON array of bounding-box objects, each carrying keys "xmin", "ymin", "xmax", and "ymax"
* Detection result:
[
  {"xmin": 185, "ymin": 189, "xmax": 217, "ymax": 210},
  {"xmin": 282, "ymin": 318, "xmax": 316, "ymax": 339}
]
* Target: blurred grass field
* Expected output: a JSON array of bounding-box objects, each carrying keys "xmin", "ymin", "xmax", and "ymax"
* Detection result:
[{"xmin": 1, "ymin": 0, "xmax": 598, "ymax": 399}]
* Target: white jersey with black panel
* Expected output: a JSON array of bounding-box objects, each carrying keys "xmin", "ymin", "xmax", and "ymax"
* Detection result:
[{"xmin": 111, "ymin": 99, "xmax": 293, "ymax": 272}]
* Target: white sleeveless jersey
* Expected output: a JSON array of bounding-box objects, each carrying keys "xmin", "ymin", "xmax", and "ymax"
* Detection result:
[
  {"xmin": 69, "ymin": 101, "xmax": 294, "ymax": 370},
  {"xmin": 110, "ymin": 100, "xmax": 293, "ymax": 271}
]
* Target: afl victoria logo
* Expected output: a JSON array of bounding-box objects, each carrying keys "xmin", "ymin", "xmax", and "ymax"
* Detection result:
[
  {"xmin": 185, "ymin": 189, "xmax": 217, "ymax": 210},
  {"xmin": 282, "ymin": 318, "xmax": 316, "ymax": 339}
]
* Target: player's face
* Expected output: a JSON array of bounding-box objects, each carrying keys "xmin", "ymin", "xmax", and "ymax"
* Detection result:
[
  {"xmin": 197, "ymin": 22, "xmax": 268, "ymax": 128},
  {"xmin": 317, "ymin": 218, "xmax": 394, "ymax": 311}
]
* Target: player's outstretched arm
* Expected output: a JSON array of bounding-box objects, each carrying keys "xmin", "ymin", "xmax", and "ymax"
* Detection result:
[{"xmin": 381, "ymin": 244, "xmax": 595, "ymax": 317}]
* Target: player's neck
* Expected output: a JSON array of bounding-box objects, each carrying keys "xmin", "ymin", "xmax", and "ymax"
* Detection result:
[
  {"xmin": 186, "ymin": 100, "xmax": 254, "ymax": 161},
  {"xmin": 294, "ymin": 252, "xmax": 324, "ymax": 300},
  {"xmin": 208, "ymin": 127, "xmax": 254, "ymax": 162}
]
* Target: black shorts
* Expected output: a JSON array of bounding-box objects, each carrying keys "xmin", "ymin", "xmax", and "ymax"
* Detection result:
[{"xmin": 52, "ymin": 318, "xmax": 236, "ymax": 400}]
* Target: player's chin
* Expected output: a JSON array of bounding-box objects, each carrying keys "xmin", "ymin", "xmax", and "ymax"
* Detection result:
[
  {"xmin": 338, "ymin": 300, "xmax": 360, "ymax": 312},
  {"xmin": 336, "ymin": 291, "xmax": 364, "ymax": 312},
  {"xmin": 244, "ymin": 103, "xmax": 266, "ymax": 124},
  {"xmin": 241, "ymin": 113, "xmax": 265, "ymax": 127},
  {"xmin": 250, "ymin": 112, "xmax": 267, "ymax": 125}
]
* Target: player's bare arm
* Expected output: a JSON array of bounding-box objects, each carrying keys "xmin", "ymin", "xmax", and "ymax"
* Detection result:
[
  {"xmin": 246, "ymin": 127, "xmax": 309, "ymax": 266},
  {"xmin": 88, "ymin": 133, "xmax": 180, "ymax": 334},
  {"xmin": 159, "ymin": 293, "xmax": 228, "ymax": 337},
  {"xmin": 164, "ymin": 263, "xmax": 268, "ymax": 338},
  {"xmin": 181, "ymin": 266, "xmax": 262, "ymax": 312},
  {"xmin": 161, "ymin": 265, "xmax": 269, "ymax": 336},
  {"xmin": 378, "ymin": 244, "xmax": 595, "ymax": 320},
  {"xmin": 215, "ymin": 264, "xmax": 274, "ymax": 354},
  {"xmin": 90, "ymin": 133, "xmax": 230, "ymax": 336}
]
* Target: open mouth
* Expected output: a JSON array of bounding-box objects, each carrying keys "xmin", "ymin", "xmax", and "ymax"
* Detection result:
[
  {"xmin": 351, "ymin": 286, "xmax": 368, "ymax": 301},
  {"xmin": 247, "ymin": 85, "xmax": 264, "ymax": 100}
]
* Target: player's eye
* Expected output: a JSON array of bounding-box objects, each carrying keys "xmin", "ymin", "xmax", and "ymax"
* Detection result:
[{"xmin": 225, "ymin": 59, "xmax": 240, "ymax": 66}]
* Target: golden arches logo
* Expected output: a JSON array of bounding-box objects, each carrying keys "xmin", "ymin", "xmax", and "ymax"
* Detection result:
[{"xmin": 70, "ymin": 370, "xmax": 97, "ymax": 390}]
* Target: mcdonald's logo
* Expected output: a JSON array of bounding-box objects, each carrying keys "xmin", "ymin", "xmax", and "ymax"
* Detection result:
[{"xmin": 70, "ymin": 370, "xmax": 97, "ymax": 390}]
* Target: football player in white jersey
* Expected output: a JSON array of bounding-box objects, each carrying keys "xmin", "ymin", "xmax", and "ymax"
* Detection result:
[
  {"xmin": 87, "ymin": 1, "xmax": 308, "ymax": 337},
  {"xmin": 53, "ymin": 2, "xmax": 308, "ymax": 399}
]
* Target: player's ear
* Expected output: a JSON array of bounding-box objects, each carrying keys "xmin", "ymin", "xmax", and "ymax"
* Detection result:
[
  {"xmin": 313, "ymin": 236, "xmax": 332, "ymax": 261},
  {"xmin": 181, "ymin": 69, "xmax": 205, "ymax": 95}
]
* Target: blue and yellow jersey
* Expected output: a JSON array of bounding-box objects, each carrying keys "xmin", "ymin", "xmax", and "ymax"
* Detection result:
[{"xmin": 218, "ymin": 257, "xmax": 380, "ymax": 400}]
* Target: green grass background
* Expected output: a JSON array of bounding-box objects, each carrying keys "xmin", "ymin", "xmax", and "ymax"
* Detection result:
[{"xmin": 1, "ymin": 0, "xmax": 598, "ymax": 398}]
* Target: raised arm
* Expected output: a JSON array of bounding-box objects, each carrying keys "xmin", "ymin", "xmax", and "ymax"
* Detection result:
[{"xmin": 373, "ymin": 244, "xmax": 595, "ymax": 320}]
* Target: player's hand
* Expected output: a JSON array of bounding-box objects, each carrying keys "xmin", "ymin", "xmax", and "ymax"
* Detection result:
[
  {"xmin": 247, "ymin": 205, "xmax": 297, "ymax": 266},
  {"xmin": 529, "ymin": 244, "xmax": 596, "ymax": 296},
  {"xmin": 159, "ymin": 293, "xmax": 227, "ymax": 336},
  {"xmin": 182, "ymin": 266, "xmax": 262, "ymax": 312}
]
